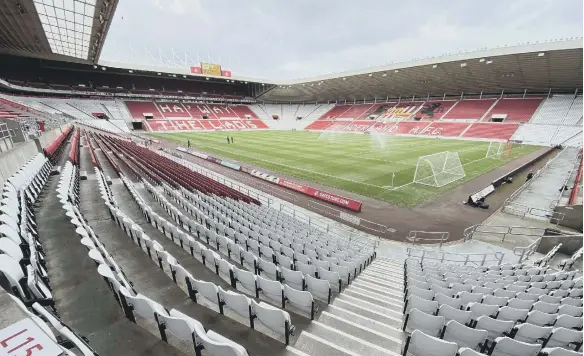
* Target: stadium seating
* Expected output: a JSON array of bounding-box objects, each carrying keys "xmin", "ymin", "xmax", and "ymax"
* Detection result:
[
  {"xmin": 380, "ymin": 102, "xmax": 425, "ymax": 120},
  {"xmin": 530, "ymin": 95, "xmax": 576, "ymax": 125},
  {"xmin": 125, "ymin": 100, "xmax": 164, "ymax": 119},
  {"xmin": 462, "ymin": 123, "xmax": 520, "ymax": 140},
  {"xmin": 442, "ymin": 99, "xmax": 497, "ymax": 121},
  {"xmin": 416, "ymin": 100, "xmax": 458, "ymax": 120},
  {"xmin": 304, "ymin": 120, "xmax": 334, "ymax": 130},
  {"xmin": 319, "ymin": 104, "xmax": 355, "ymax": 120},
  {"xmin": 484, "ymin": 98, "xmax": 543, "ymax": 123}
]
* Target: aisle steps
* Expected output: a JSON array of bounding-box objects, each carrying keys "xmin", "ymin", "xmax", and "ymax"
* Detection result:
[{"xmin": 293, "ymin": 258, "xmax": 406, "ymax": 356}]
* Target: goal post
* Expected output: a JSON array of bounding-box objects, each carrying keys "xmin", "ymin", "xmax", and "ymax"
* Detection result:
[
  {"xmin": 486, "ymin": 141, "xmax": 513, "ymax": 159},
  {"xmin": 413, "ymin": 151, "xmax": 466, "ymax": 187}
]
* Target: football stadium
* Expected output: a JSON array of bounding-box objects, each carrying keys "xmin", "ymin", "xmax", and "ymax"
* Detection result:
[{"xmin": 0, "ymin": 1, "xmax": 582, "ymax": 356}]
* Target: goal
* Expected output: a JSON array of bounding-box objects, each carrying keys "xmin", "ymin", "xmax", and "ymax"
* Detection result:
[
  {"xmin": 486, "ymin": 141, "xmax": 513, "ymax": 159},
  {"xmin": 413, "ymin": 151, "xmax": 466, "ymax": 187}
]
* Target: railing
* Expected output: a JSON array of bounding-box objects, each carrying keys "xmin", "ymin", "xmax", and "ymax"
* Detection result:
[
  {"xmin": 550, "ymin": 148, "xmax": 582, "ymax": 209},
  {"xmin": 502, "ymin": 202, "xmax": 565, "ymax": 225},
  {"xmin": 504, "ymin": 148, "xmax": 563, "ymax": 205},
  {"xmin": 307, "ymin": 200, "xmax": 396, "ymax": 236},
  {"xmin": 513, "ymin": 237, "xmax": 542, "ymax": 264},
  {"xmin": 155, "ymin": 149, "xmax": 379, "ymax": 251},
  {"xmin": 405, "ymin": 231, "xmax": 450, "ymax": 247},
  {"xmin": 406, "ymin": 248, "xmax": 505, "ymax": 266},
  {"xmin": 464, "ymin": 224, "xmax": 543, "ymax": 242}
]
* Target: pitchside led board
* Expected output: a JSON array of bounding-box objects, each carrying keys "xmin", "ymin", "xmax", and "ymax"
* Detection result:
[{"xmin": 201, "ymin": 62, "xmax": 222, "ymax": 76}]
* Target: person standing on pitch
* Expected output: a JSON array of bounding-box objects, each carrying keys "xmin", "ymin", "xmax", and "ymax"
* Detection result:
[
  {"xmin": 187, "ymin": 139, "xmax": 191, "ymax": 148},
  {"xmin": 231, "ymin": 136, "xmax": 234, "ymax": 144},
  {"xmin": 226, "ymin": 136, "xmax": 230, "ymax": 144}
]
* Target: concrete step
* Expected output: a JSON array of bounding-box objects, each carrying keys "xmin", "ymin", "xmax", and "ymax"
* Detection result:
[
  {"xmin": 362, "ymin": 268, "xmax": 404, "ymax": 280},
  {"xmin": 317, "ymin": 312, "xmax": 403, "ymax": 355},
  {"xmin": 357, "ymin": 275, "xmax": 403, "ymax": 291},
  {"xmin": 294, "ymin": 331, "xmax": 361, "ymax": 356},
  {"xmin": 345, "ymin": 285, "xmax": 404, "ymax": 306},
  {"xmin": 300, "ymin": 321, "xmax": 401, "ymax": 356},
  {"xmin": 324, "ymin": 304, "xmax": 405, "ymax": 341},
  {"xmin": 332, "ymin": 297, "xmax": 402, "ymax": 329},
  {"xmin": 352, "ymin": 279, "xmax": 404, "ymax": 297},
  {"xmin": 336, "ymin": 293, "xmax": 403, "ymax": 320}
]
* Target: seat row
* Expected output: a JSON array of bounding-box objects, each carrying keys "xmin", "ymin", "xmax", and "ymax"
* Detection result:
[
  {"xmin": 60, "ymin": 164, "xmax": 250, "ymax": 356},
  {"xmin": 99, "ymin": 170, "xmax": 300, "ymax": 344},
  {"xmin": 43, "ymin": 125, "xmax": 73, "ymax": 163},
  {"xmin": 403, "ymin": 328, "xmax": 581, "ymax": 356},
  {"xmin": 157, "ymin": 183, "xmax": 365, "ymax": 287},
  {"xmin": 158, "ymin": 148, "xmax": 377, "ymax": 253},
  {"xmin": 1, "ymin": 148, "xmax": 98, "ymax": 355},
  {"xmin": 136, "ymin": 177, "xmax": 334, "ymax": 308}
]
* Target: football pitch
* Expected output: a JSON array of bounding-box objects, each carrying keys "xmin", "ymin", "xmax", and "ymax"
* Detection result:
[{"xmin": 148, "ymin": 131, "xmax": 540, "ymax": 206}]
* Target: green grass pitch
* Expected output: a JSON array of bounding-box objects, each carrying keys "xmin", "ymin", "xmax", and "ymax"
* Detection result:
[{"xmin": 148, "ymin": 131, "xmax": 540, "ymax": 207}]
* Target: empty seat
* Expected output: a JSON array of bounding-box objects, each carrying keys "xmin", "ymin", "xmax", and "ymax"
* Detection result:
[
  {"xmin": 435, "ymin": 293, "xmax": 463, "ymax": 309},
  {"xmin": 512, "ymin": 323, "xmax": 552, "ymax": 345},
  {"xmin": 317, "ymin": 267, "xmax": 341, "ymax": 293},
  {"xmin": 305, "ymin": 274, "xmax": 331, "ymax": 303},
  {"xmin": 284, "ymin": 285, "xmax": 315, "ymax": 319},
  {"xmin": 441, "ymin": 320, "xmax": 487, "ymax": 351},
  {"xmin": 483, "ymin": 295, "xmax": 509, "ymax": 307},
  {"xmin": 494, "ymin": 289, "xmax": 518, "ymax": 299},
  {"xmin": 468, "ymin": 302, "xmax": 499, "ymax": 322},
  {"xmin": 407, "ymin": 285, "xmax": 435, "ymax": 301},
  {"xmin": 560, "ymin": 298, "xmax": 583, "ymax": 307},
  {"xmin": 554, "ymin": 314, "xmax": 583, "ymax": 330},
  {"xmin": 257, "ymin": 276, "xmax": 284, "ymax": 307},
  {"xmin": 533, "ymin": 301, "xmax": 560, "ymax": 314},
  {"xmin": 489, "ymin": 337, "xmax": 541, "ymax": 356},
  {"xmin": 438, "ymin": 304, "xmax": 472, "ymax": 325},
  {"xmin": 525, "ymin": 310, "xmax": 558, "ymax": 327},
  {"xmin": 539, "ymin": 347, "xmax": 582, "ymax": 356},
  {"xmin": 251, "ymin": 300, "xmax": 294, "ymax": 344},
  {"xmin": 458, "ymin": 291, "xmax": 484, "ymax": 309},
  {"xmin": 508, "ymin": 298, "xmax": 534, "ymax": 310},
  {"xmin": 497, "ymin": 306, "xmax": 529, "ymax": 323},
  {"xmin": 220, "ymin": 287, "xmax": 253, "ymax": 324},
  {"xmin": 557, "ymin": 305, "xmax": 583, "ymax": 317},
  {"xmin": 543, "ymin": 327, "xmax": 583, "ymax": 350},
  {"xmin": 404, "ymin": 294, "xmax": 439, "ymax": 316},
  {"xmin": 539, "ymin": 295, "xmax": 563, "ymax": 304},
  {"xmin": 403, "ymin": 329, "xmax": 458, "ymax": 356},
  {"xmin": 403, "ymin": 308, "xmax": 445, "ymax": 337},
  {"xmin": 475, "ymin": 316, "xmax": 514, "ymax": 341}
]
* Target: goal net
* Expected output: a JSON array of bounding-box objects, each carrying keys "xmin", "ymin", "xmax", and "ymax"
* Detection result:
[
  {"xmin": 413, "ymin": 151, "xmax": 466, "ymax": 187},
  {"xmin": 486, "ymin": 141, "xmax": 513, "ymax": 159}
]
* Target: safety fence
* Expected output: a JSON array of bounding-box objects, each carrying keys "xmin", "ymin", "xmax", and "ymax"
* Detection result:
[
  {"xmin": 406, "ymin": 248, "xmax": 505, "ymax": 266},
  {"xmin": 405, "ymin": 231, "xmax": 450, "ymax": 247}
]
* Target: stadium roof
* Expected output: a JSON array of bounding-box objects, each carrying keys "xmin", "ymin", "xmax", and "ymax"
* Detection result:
[
  {"xmin": 257, "ymin": 40, "xmax": 584, "ymax": 102},
  {"xmin": 0, "ymin": 0, "xmax": 117, "ymax": 63}
]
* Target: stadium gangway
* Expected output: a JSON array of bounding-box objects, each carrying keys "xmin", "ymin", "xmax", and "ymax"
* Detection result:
[
  {"xmin": 156, "ymin": 149, "xmax": 379, "ymax": 252},
  {"xmin": 405, "ymin": 248, "xmax": 505, "ymax": 267},
  {"xmin": 463, "ymin": 224, "xmax": 547, "ymax": 243}
]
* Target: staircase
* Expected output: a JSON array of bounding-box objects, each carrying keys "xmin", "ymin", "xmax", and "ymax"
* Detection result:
[{"xmin": 292, "ymin": 257, "xmax": 405, "ymax": 356}]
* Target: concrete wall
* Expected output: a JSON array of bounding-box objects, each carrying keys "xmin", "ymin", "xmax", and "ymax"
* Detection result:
[
  {"xmin": 537, "ymin": 233, "xmax": 583, "ymax": 255},
  {"xmin": 0, "ymin": 118, "xmax": 25, "ymax": 143},
  {"xmin": 555, "ymin": 205, "xmax": 583, "ymax": 232},
  {"xmin": 0, "ymin": 124, "xmax": 69, "ymax": 187}
]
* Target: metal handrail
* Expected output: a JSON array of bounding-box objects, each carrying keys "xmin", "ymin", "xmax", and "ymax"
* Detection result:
[
  {"xmin": 513, "ymin": 237, "xmax": 542, "ymax": 264},
  {"xmin": 406, "ymin": 231, "xmax": 450, "ymax": 247},
  {"xmin": 406, "ymin": 248, "xmax": 505, "ymax": 266}
]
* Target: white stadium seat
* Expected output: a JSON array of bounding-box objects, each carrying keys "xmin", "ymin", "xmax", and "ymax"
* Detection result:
[
  {"xmin": 403, "ymin": 329, "xmax": 458, "ymax": 356},
  {"xmin": 441, "ymin": 320, "xmax": 487, "ymax": 351}
]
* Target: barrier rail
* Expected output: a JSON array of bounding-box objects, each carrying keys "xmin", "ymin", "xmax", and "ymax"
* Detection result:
[
  {"xmin": 513, "ymin": 237, "xmax": 542, "ymax": 264},
  {"xmin": 502, "ymin": 202, "xmax": 565, "ymax": 225},
  {"xmin": 568, "ymin": 151, "xmax": 582, "ymax": 205},
  {"xmin": 307, "ymin": 200, "xmax": 396, "ymax": 236},
  {"xmin": 406, "ymin": 248, "xmax": 505, "ymax": 266},
  {"xmin": 550, "ymin": 148, "xmax": 582, "ymax": 209},
  {"xmin": 155, "ymin": 149, "xmax": 378, "ymax": 251},
  {"xmin": 464, "ymin": 224, "xmax": 545, "ymax": 242},
  {"xmin": 405, "ymin": 231, "xmax": 450, "ymax": 247}
]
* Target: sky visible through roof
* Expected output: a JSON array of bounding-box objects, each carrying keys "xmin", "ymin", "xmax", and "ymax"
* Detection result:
[{"xmin": 99, "ymin": 0, "xmax": 583, "ymax": 80}]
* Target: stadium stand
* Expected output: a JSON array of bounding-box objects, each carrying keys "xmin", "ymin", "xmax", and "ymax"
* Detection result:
[
  {"xmin": 530, "ymin": 95, "xmax": 578, "ymax": 125},
  {"xmin": 462, "ymin": 123, "xmax": 520, "ymax": 140},
  {"xmin": 483, "ymin": 98, "xmax": 544, "ymax": 123},
  {"xmin": 441, "ymin": 99, "xmax": 497, "ymax": 121}
]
